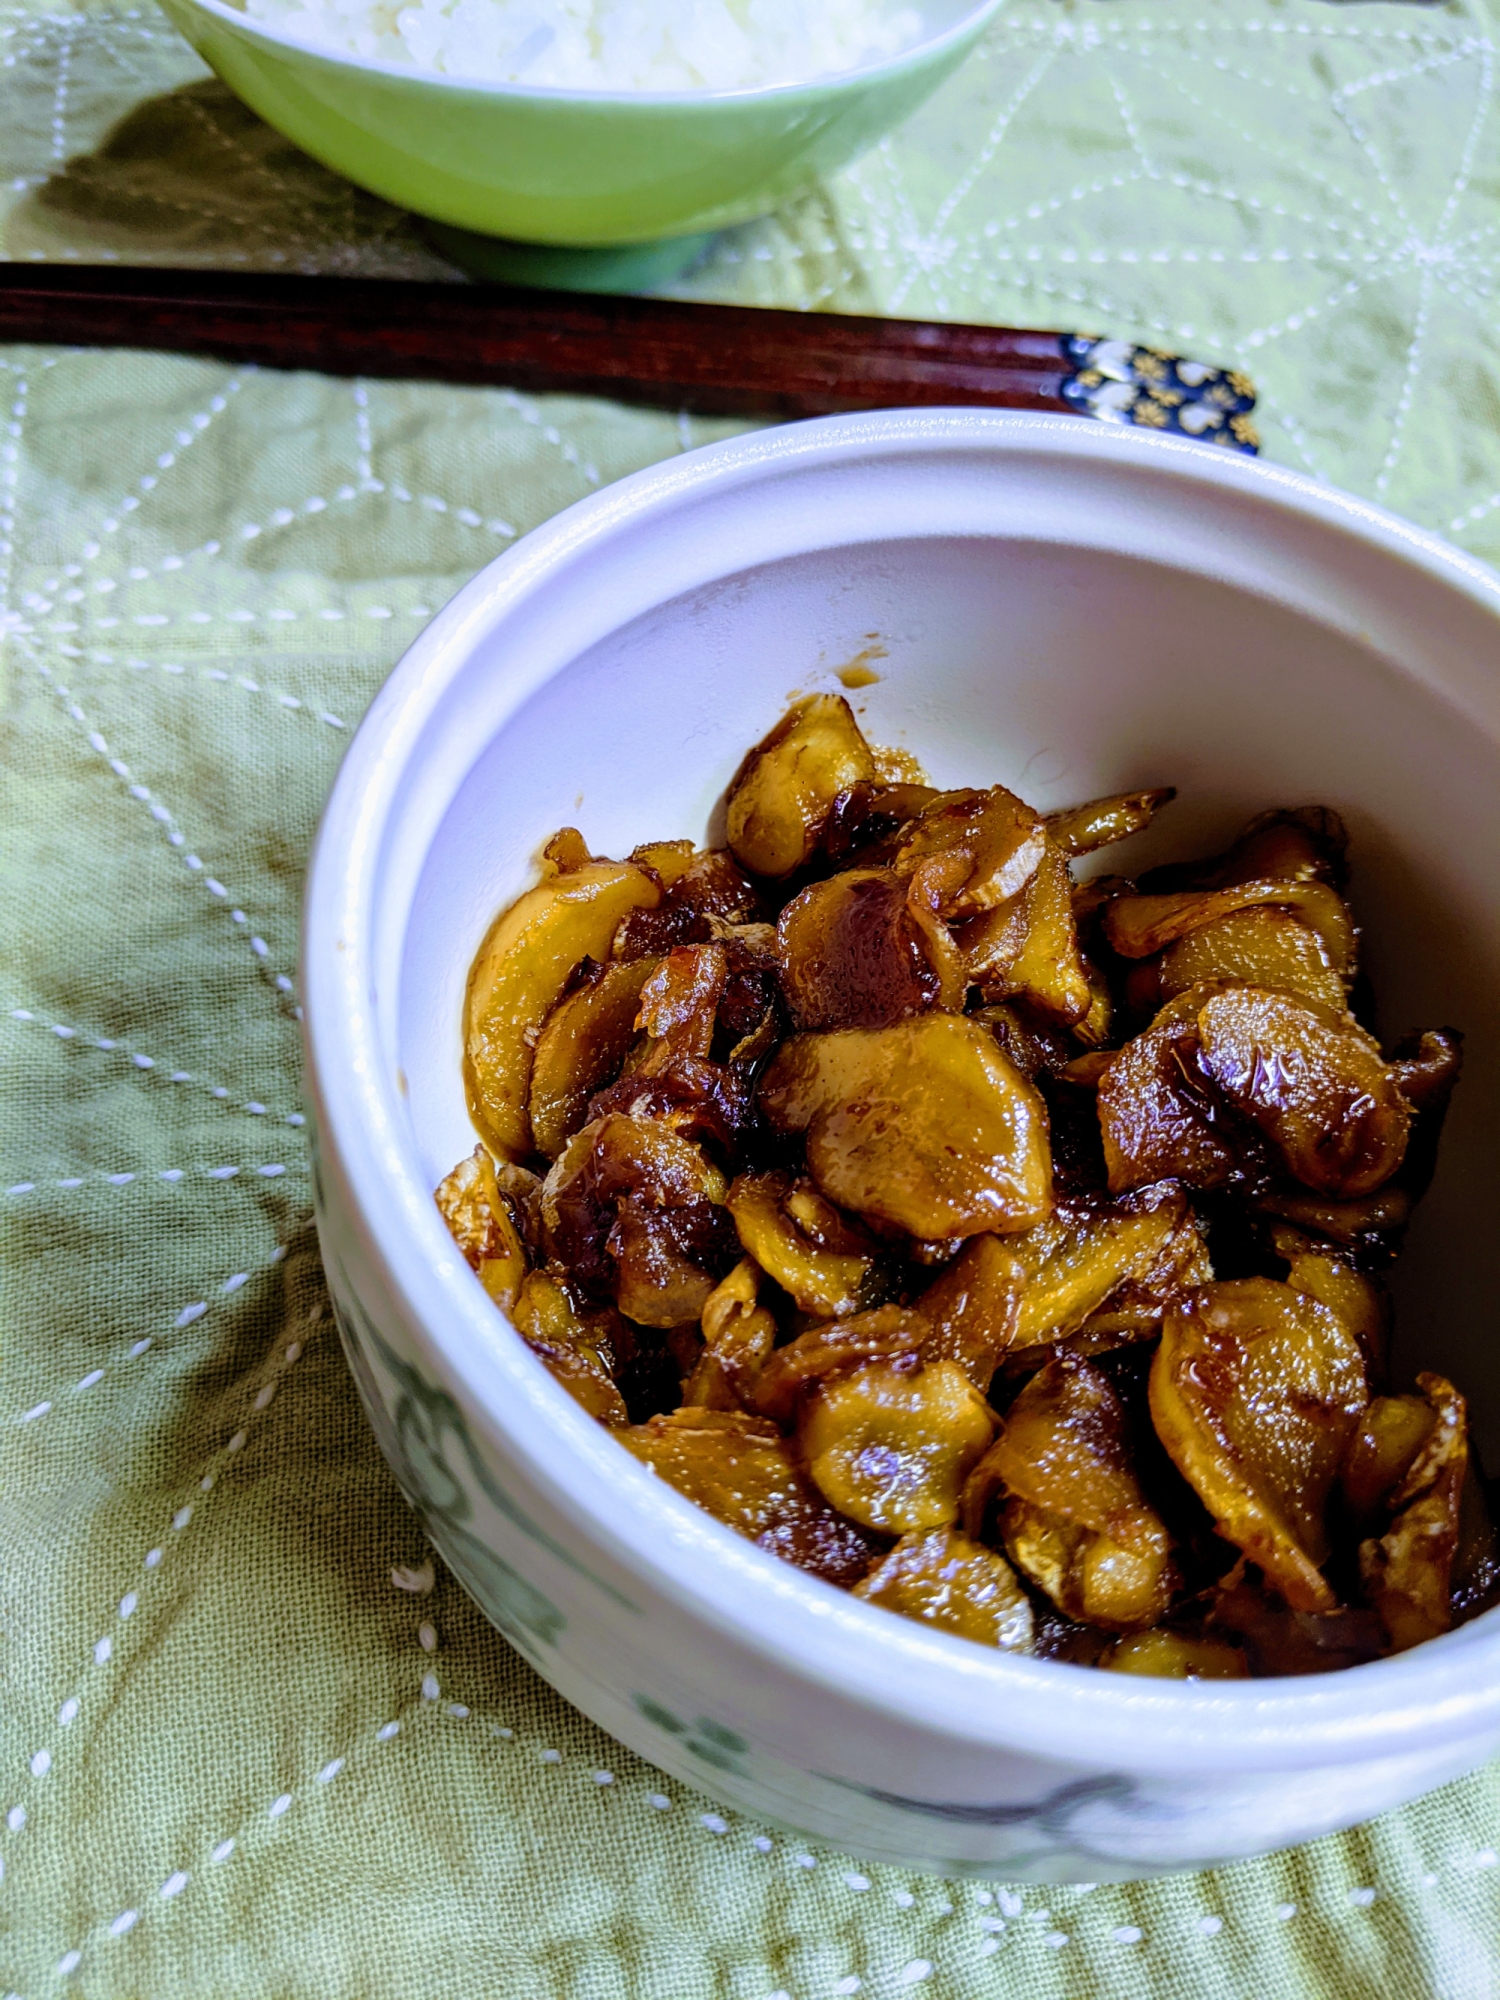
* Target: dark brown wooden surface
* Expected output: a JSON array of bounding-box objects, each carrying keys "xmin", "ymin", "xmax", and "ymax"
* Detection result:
[{"xmin": 0, "ymin": 263, "xmax": 1078, "ymax": 418}]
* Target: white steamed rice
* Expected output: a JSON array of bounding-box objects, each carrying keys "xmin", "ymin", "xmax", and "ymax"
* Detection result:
[{"xmin": 243, "ymin": 0, "xmax": 926, "ymax": 90}]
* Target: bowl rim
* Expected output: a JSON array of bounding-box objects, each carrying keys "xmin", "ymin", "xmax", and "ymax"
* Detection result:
[
  {"xmin": 303, "ymin": 408, "xmax": 1500, "ymax": 1781},
  {"xmin": 167, "ymin": 0, "xmax": 1005, "ymax": 107}
]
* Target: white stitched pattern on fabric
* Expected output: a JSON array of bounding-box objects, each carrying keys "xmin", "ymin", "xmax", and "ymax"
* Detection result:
[
  {"xmin": 494, "ymin": 388, "xmax": 602, "ymax": 486},
  {"xmin": 92, "ymin": 653, "xmax": 353, "ymax": 729},
  {"xmin": 11, "ymin": 1241, "xmax": 297, "ymax": 1425},
  {"xmin": 15, "ymin": 648, "xmax": 298, "ymax": 991},
  {"xmin": 10, "ymin": 1305, "xmax": 322, "ymax": 1905},
  {"xmin": 71, "ymin": 376, "xmax": 248, "ymax": 554},
  {"xmin": 5, "ymin": 1162, "xmax": 301, "ymax": 1193},
  {"xmin": 6, "ymin": 1009, "xmax": 303, "ymax": 1122}
]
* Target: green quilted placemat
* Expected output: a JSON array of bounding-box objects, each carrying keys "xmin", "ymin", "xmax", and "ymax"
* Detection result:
[{"xmin": 3, "ymin": 0, "xmax": 1499, "ymax": 1993}]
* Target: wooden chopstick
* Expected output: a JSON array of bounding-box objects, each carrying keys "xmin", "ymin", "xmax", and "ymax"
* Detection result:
[
  {"xmin": 0, "ymin": 264, "xmax": 1260, "ymax": 445},
  {"xmin": 0, "ymin": 262, "xmax": 1103, "ymax": 418}
]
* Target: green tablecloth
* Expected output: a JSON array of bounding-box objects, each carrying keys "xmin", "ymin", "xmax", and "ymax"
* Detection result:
[{"xmin": 4, "ymin": 1, "xmax": 1500, "ymax": 1992}]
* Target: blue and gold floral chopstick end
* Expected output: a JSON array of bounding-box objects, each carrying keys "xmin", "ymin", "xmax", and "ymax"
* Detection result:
[{"xmin": 1059, "ymin": 335, "xmax": 1260, "ymax": 453}]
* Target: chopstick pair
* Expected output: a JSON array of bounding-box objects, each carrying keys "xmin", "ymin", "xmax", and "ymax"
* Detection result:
[{"xmin": 0, "ymin": 262, "xmax": 1258, "ymax": 449}]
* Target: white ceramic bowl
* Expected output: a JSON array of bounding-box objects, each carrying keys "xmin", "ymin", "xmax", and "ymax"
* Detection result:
[{"xmin": 303, "ymin": 411, "xmax": 1500, "ymax": 1882}]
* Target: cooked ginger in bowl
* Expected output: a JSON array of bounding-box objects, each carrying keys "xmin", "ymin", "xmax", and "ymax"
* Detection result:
[{"xmin": 436, "ymin": 693, "xmax": 1499, "ymax": 1677}]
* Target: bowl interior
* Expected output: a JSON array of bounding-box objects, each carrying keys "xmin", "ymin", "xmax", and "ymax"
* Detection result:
[
  {"xmin": 392, "ymin": 456, "xmax": 1500, "ymax": 1464},
  {"xmin": 193, "ymin": 0, "xmax": 994, "ymax": 99}
]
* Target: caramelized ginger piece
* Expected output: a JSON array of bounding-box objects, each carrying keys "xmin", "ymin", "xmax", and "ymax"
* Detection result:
[
  {"xmin": 1099, "ymin": 983, "xmax": 1410, "ymax": 1202},
  {"xmin": 634, "ymin": 943, "xmax": 729, "ymax": 1066},
  {"xmin": 1196, "ymin": 986, "xmax": 1409, "ymax": 1197},
  {"xmin": 1254, "ymin": 1185, "xmax": 1412, "ymax": 1260},
  {"xmin": 989, "ymin": 842, "xmax": 1093, "ymax": 1027},
  {"xmin": 629, "ymin": 837, "xmax": 697, "ymax": 887},
  {"xmin": 542, "ymin": 826, "xmax": 594, "ymax": 873},
  {"xmin": 752, "ymin": 1306, "xmax": 927, "ymax": 1426},
  {"xmin": 1007, "ymin": 1184, "xmax": 1203, "ymax": 1352},
  {"xmin": 1096, "ymin": 985, "xmax": 1247, "ymax": 1195},
  {"xmin": 683, "ymin": 1259, "xmax": 778, "ymax": 1412},
  {"xmin": 1105, "ymin": 878, "xmax": 1356, "ymax": 985},
  {"xmin": 1359, "ymin": 1373, "xmax": 1468, "ymax": 1651},
  {"xmin": 759, "ymin": 1016, "xmax": 1051, "ymax": 1240},
  {"xmin": 528, "ymin": 956, "xmax": 660, "ymax": 1160},
  {"xmin": 726, "ymin": 694, "xmax": 876, "ymax": 879},
  {"xmin": 913, "ymin": 1236, "xmax": 1024, "ymax": 1391},
  {"xmin": 1270, "ymin": 1223, "xmax": 1391, "ymax": 1388},
  {"xmin": 973, "ymin": 1003, "xmax": 1081, "ymax": 1082},
  {"xmin": 800, "ymin": 1357, "xmax": 995, "ymax": 1534},
  {"xmin": 955, "ymin": 886, "xmax": 1031, "ymax": 989},
  {"xmin": 607, "ymin": 1205, "xmax": 738, "ymax": 1330},
  {"xmin": 1044, "ymin": 786, "xmax": 1177, "ymax": 858},
  {"xmin": 854, "ymin": 1526, "xmax": 1034, "ymax": 1651},
  {"xmin": 894, "ymin": 784, "xmax": 1048, "ymax": 919},
  {"xmin": 956, "ymin": 840, "xmax": 1093, "ymax": 1027},
  {"xmin": 620, "ymin": 1409, "xmax": 881, "ymax": 1586},
  {"xmin": 1217, "ymin": 806, "xmax": 1349, "ymax": 887},
  {"xmin": 1151, "ymin": 1279, "xmax": 1368, "ymax": 1612},
  {"xmin": 776, "ymin": 868, "xmax": 957, "ymax": 1030},
  {"xmin": 818, "ymin": 781, "xmax": 942, "ymax": 866},
  {"xmin": 983, "ymin": 1353, "xmax": 1177, "ymax": 1632},
  {"xmin": 1157, "ymin": 906, "xmax": 1347, "ymax": 1018},
  {"xmin": 509, "ymin": 1270, "xmax": 630, "ymax": 1426},
  {"xmin": 614, "ymin": 848, "xmax": 761, "ymax": 958},
  {"xmin": 1141, "ymin": 806, "xmax": 1349, "ymax": 895},
  {"xmin": 434, "ymin": 1146, "xmax": 529, "ymax": 1309},
  {"xmin": 542, "ymin": 1112, "xmax": 735, "ymax": 1328},
  {"xmin": 464, "ymin": 856, "xmax": 660, "ymax": 1160},
  {"xmin": 1103, "ymin": 1629, "xmax": 1247, "ymax": 1679},
  {"xmin": 1341, "ymin": 1392, "xmax": 1435, "ymax": 1534},
  {"xmin": 1391, "ymin": 1028, "xmax": 1464, "ymax": 1112},
  {"xmin": 726, "ymin": 1170, "xmax": 876, "ymax": 1318}
]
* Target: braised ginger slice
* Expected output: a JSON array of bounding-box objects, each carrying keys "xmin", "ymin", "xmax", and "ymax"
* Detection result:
[
  {"xmin": 726, "ymin": 1170, "xmax": 876, "ymax": 1318},
  {"xmin": 725, "ymin": 693, "xmax": 876, "ymax": 879},
  {"xmin": 1341, "ymin": 1391, "xmax": 1438, "ymax": 1535},
  {"xmin": 1270, "ymin": 1222, "xmax": 1391, "ymax": 1388},
  {"xmin": 759, "ymin": 1016, "xmax": 1052, "ymax": 1240},
  {"xmin": 528, "ymin": 956, "xmax": 660, "ymax": 1160},
  {"xmin": 1359, "ymin": 1373, "xmax": 1468, "ymax": 1651},
  {"xmin": 541, "ymin": 1111, "xmax": 734, "ymax": 1328},
  {"xmin": 464, "ymin": 853, "xmax": 660, "ymax": 1159},
  {"xmin": 1103, "ymin": 1630, "xmax": 1248, "ymax": 1679},
  {"xmin": 1195, "ymin": 986, "xmax": 1409, "ymax": 1197},
  {"xmin": 1151, "ymin": 1278, "xmax": 1368, "ymax": 1611},
  {"xmin": 1156, "ymin": 906, "xmax": 1347, "ymax": 1017},
  {"xmin": 776, "ymin": 867, "xmax": 960, "ymax": 1029},
  {"xmin": 1043, "ymin": 786, "xmax": 1176, "ymax": 857},
  {"xmin": 1096, "ymin": 985, "xmax": 1245, "ymax": 1194},
  {"xmin": 988, "ymin": 844, "xmax": 1096, "ymax": 1032},
  {"xmin": 620, "ymin": 1409, "xmax": 880, "ymax": 1586},
  {"xmin": 854, "ymin": 1526, "xmax": 1034, "ymax": 1651},
  {"xmin": 682, "ymin": 1259, "xmax": 778, "ymax": 1412},
  {"xmin": 1145, "ymin": 805, "xmax": 1349, "ymax": 895},
  {"xmin": 614, "ymin": 847, "xmax": 760, "ymax": 957},
  {"xmin": 434, "ymin": 1146, "xmax": 529, "ymax": 1309},
  {"xmin": 509, "ymin": 1270, "xmax": 630, "ymax": 1427},
  {"xmin": 1007, "ymin": 1184, "xmax": 1202, "ymax": 1351},
  {"xmin": 972, "ymin": 840, "xmax": 1093, "ymax": 1027},
  {"xmin": 1105, "ymin": 879, "xmax": 1355, "ymax": 984},
  {"xmin": 913, "ymin": 1236, "xmax": 1024, "ymax": 1391},
  {"xmin": 800, "ymin": 1358, "xmax": 994, "ymax": 1534},
  {"xmin": 751, "ymin": 1307, "xmax": 926, "ymax": 1425},
  {"xmin": 982, "ymin": 1353, "xmax": 1177, "ymax": 1632},
  {"xmin": 894, "ymin": 784, "xmax": 1048, "ymax": 918}
]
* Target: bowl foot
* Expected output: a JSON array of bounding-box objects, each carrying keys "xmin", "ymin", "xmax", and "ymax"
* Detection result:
[{"xmin": 423, "ymin": 222, "xmax": 718, "ymax": 293}]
